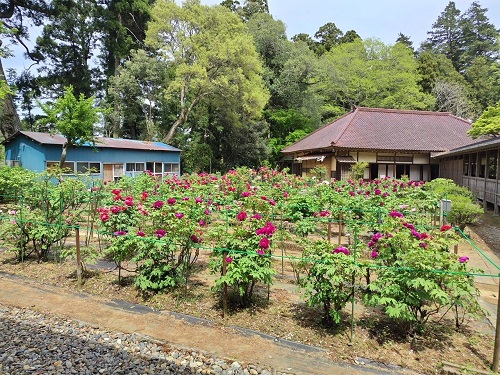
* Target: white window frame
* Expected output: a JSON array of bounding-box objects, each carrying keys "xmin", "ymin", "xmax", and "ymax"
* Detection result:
[{"xmin": 76, "ymin": 161, "xmax": 101, "ymax": 174}]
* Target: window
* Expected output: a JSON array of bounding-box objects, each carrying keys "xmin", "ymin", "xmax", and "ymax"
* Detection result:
[
  {"xmin": 463, "ymin": 154, "xmax": 469, "ymax": 176},
  {"xmin": 46, "ymin": 161, "xmax": 74, "ymax": 174},
  {"xmin": 488, "ymin": 151, "xmax": 498, "ymax": 179},
  {"xmin": 478, "ymin": 152, "xmax": 487, "ymax": 178},
  {"xmin": 76, "ymin": 162, "xmax": 101, "ymax": 174},
  {"xmin": 126, "ymin": 163, "xmax": 145, "ymax": 172},
  {"xmin": 146, "ymin": 162, "xmax": 163, "ymax": 175},
  {"xmin": 164, "ymin": 163, "xmax": 180, "ymax": 174},
  {"xmin": 470, "ymin": 154, "xmax": 477, "ymax": 177}
]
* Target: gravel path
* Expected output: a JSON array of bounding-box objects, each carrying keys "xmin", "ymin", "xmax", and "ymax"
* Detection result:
[{"xmin": 0, "ymin": 304, "xmax": 288, "ymax": 375}]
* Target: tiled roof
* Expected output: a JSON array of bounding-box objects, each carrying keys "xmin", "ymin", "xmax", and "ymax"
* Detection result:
[
  {"xmin": 433, "ymin": 136, "xmax": 500, "ymax": 158},
  {"xmin": 282, "ymin": 107, "xmax": 477, "ymax": 154},
  {"xmin": 8, "ymin": 131, "xmax": 181, "ymax": 152}
]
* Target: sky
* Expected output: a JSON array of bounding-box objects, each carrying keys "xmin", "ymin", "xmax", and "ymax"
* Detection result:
[
  {"xmin": 197, "ymin": 0, "xmax": 500, "ymax": 46},
  {"xmin": 3, "ymin": 0, "xmax": 500, "ymax": 73}
]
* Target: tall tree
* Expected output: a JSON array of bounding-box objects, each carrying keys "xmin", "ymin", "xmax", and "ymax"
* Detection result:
[
  {"xmin": 98, "ymin": 0, "xmax": 153, "ymax": 137},
  {"xmin": 464, "ymin": 56, "xmax": 500, "ymax": 112},
  {"xmin": 145, "ymin": 0, "xmax": 269, "ymax": 143},
  {"xmin": 416, "ymin": 51, "xmax": 465, "ymax": 94},
  {"xmin": 109, "ymin": 49, "xmax": 172, "ymax": 140},
  {"xmin": 421, "ymin": 1, "xmax": 464, "ymax": 71},
  {"xmin": 37, "ymin": 86, "xmax": 100, "ymax": 167},
  {"xmin": 314, "ymin": 22, "xmax": 343, "ymax": 54},
  {"xmin": 31, "ymin": 0, "xmax": 100, "ymax": 98},
  {"xmin": 461, "ymin": 1, "xmax": 499, "ymax": 69},
  {"xmin": 316, "ymin": 39, "xmax": 434, "ymax": 118},
  {"xmin": 395, "ymin": 32, "xmax": 414, "ymax": 53}
]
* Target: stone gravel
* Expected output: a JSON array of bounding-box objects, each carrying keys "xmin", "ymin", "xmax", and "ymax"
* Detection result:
[{"xmin": 0, "ymin": 304, "xmax": 292, "ymax": 375}]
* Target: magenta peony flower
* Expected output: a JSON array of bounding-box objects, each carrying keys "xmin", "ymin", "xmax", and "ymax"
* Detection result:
[
  {"xmin": 124, "ymin": 196, "xmax": 134, "ymax": 207},
  {"xmin": 190, "ymin": 234, "xmax": 200, "ymax": 243},
  {"xmin": 175, "ymin": 212, "xmax": 184, "ymax": 219},
  {"xmin": 333, "ymin": 246, "xmax": 350, "ymax": 255},
  {"xmin": 259, "ymin": 237, "xmax": 270, "ymax": 249},
  {"xmin": 167, "ymin": 197, "xmax": 177, "ymax": 205},
  {"xmin": 226, "ymin": 256, "xmax": 233, "ymax": 263},
  {"xmin": 371, "ymin": 250, "xmax": 379, "ymax": 259},
  {"xmin": 110, "ymin": 206, "xmax": 121, "ymax": 214},
  {"xmin": 389, "ymin": 210, "xmax": 404, "ymax": 218},
  {"xmin": 155, "ymin": 229, "xmax": 166, "ymax": 238},
  {"xmin": 237, "ymin": 211, "xmax": 248, "ymax": 221},
  {"xmin": 137, "ymin": 231, "xmax": 145, "ymax": 237},
  {"xmin": 458, "ymin": 256, "xmax": 469, "ymax": 263},
  {"xmin": 100, "ymin": 213, "xmax": 109, "ymax": 222},
  {"xmin": 440, "ymin": 225, "xmax": 452, "ymax": 232},
  {"xmin": 153, "ymin": 200, "xmax": 164, "ymax": 209},
  {"xmin": 241, "ymin": 191, "xmax": 251, "ymax": 197},
  {"xmin": 114, "ymin": 230, "xmax": 127, "ymax": 236}
]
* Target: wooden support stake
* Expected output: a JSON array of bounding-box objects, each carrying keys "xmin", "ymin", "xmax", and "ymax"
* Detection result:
[
  {"xmin": 327, "ymin": 222, "xmax": 332, "ymax": 243},
  {"xmin": 492, "ymin": 276, "xmax": 500, "ymax": 373},
  {"xmin": 338, "ymin": 211, "xmax": 343, "ymax": 245},
  {"xmin": 76, "ymin": 227, "xmax": 82, "ymax": 288},
  {"xmin": 222, "ymin": 251, "xmax": 228, "ymax": 318},
  {"xmin": 453, "ymin": 244, "xmax": 458, "ymax": 254}
]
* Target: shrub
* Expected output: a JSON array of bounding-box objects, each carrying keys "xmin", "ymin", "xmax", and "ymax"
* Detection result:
[
  {"xmin": 364, "ymin": 213, "xmax": 482, "ymax": 332},
  {"xmin": 300, "ymin": 240, "xmax": 362, "ymax": 326},
  {"xmin": 350, "ymin": 162, "xmax": 368, "ymax": 180},
  {"xmin": 209, "ymin": 211, "xmax": 276, "ymax": 307},
  {"xmin": 446, "ymin": 195, "xmax": 483, "ymax": 231}
]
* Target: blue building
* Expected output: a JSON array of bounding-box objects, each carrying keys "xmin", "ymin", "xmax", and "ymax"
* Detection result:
[{"xmin": 3, "ymin": 131, "xmax": 181, "ymax": 181}]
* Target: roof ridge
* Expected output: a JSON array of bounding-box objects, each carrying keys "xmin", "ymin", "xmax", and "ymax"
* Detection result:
[
  {"xmin": 281, "ymin": 111, "xmax": 354, "ymax": 152},
  {"xmin": 356, "ymin": 107, "xmax": 452, "ymax": 116},
  {"xmin": 331, "ymin": 108, "xmax": 358, "ymax": 144}
]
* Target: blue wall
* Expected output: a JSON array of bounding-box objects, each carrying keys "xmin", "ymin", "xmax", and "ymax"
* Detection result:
[{"xmin": 5, "ymin": 134, "xmax": 181, "ymax": 177}]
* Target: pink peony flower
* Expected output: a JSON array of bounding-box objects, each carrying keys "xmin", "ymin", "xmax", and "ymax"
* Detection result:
[
  {"xmin": 175, "ymin": 212, "xmax": 184, "ymax": 219},
  {"xmin": 458, "ymin": 256, "xmax": 469, "ymax": 263}
]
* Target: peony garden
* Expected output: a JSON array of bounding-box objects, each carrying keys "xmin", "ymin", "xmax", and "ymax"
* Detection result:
[{"xmin": 0, "ymin": 165, "xmax": 497, "ymax": 374}]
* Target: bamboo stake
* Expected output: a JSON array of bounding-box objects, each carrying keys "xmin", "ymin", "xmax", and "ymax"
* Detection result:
[
  {"xmin": 76, "ymin": 227, "xmax": 82, "ymax": 288},
  {"xmin": 222, "ymin": 251, "xmax": 228, "ymax": 318},
  {"xmin": 492, "ymin": 275, "xmax": 500, "ymax": 373}
]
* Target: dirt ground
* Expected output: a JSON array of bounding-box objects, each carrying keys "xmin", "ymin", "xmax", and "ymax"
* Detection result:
[{"xmin": 0, "ymin": 210, "xmax": 500, "ymax": 374}]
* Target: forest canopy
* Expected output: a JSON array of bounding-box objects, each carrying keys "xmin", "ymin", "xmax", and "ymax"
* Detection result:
[{"xmin": 0, "ymin": 0, "xmax": 499, "ymax": 172}]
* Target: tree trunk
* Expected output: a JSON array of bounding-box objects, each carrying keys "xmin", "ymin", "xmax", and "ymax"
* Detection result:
[
  {"xmin": 59, "ymin": 142, "xmax": 69, "ymax": 167},
  {"xmin": 0, "ymin": 57, "xmax": 22, "ymax": 140}
]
